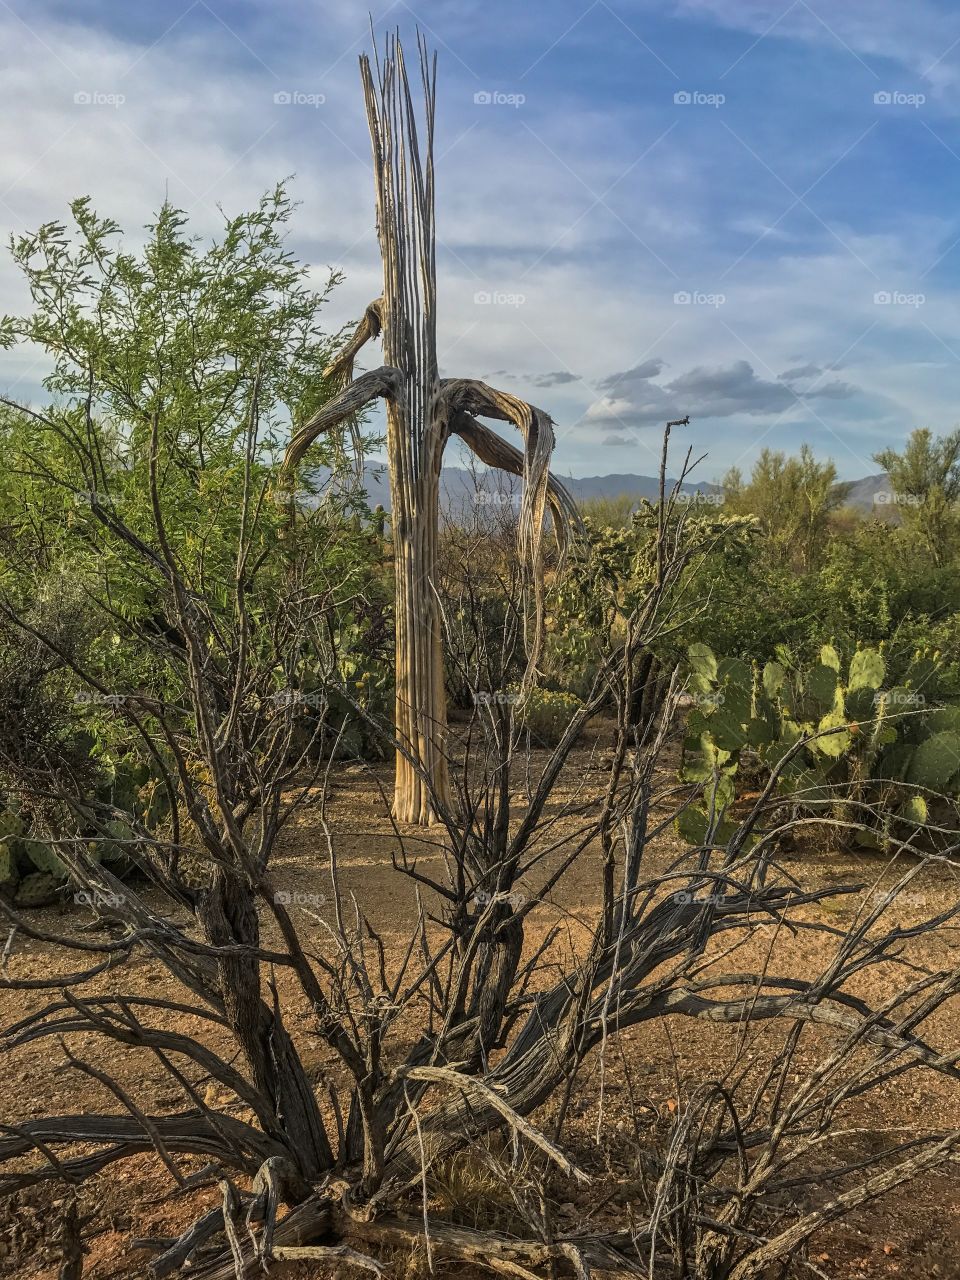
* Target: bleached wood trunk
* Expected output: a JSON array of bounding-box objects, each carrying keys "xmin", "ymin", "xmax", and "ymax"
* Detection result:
[
  {"xmin": 284, "ymin": 38, "xmax": 579, "ymax": 823},
  {"xmin": 387, "ymin": 414, "xmax": 451, "ymax": 822},
  {"xmin": 362, "ymin": 43, "xmax": 452, "ymax": 822}
]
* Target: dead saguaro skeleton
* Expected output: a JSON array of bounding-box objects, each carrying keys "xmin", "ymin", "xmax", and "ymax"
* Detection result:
[{"xmin": 284, "ymin": 35, "xmax": 579, "ymax": 824}]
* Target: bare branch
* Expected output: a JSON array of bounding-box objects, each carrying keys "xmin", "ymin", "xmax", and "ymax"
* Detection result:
[
  {"xmin": 283, "ymin": 366, "xmax": 402, "ymax": 471},
  {"xmin": 324, "ymin": 297, "xmax": 384, "ymax": 385}
]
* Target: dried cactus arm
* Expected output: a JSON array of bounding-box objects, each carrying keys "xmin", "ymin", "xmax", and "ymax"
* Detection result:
[
  {"xmin": 283, "ymin": 365, "xmax": 402, "ymax": 472},
  {"xmin": 448, "ymin": 408, "xmax": 583, "ymax": 554},
  {"xmin": 324, "ymin": 297, "xmax": 384, "ymax": 385},
  {"xmin": 438, "ymin": 378, "xmax": 560, "ymax": 569},
  {"xmin": 437, "ymin": 379, "xmax": 580, "ymax": 680}
]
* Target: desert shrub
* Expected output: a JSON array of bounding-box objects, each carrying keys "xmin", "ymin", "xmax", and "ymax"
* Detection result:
[
  {"xmin": 517, "ymin": 687, "xmax": 583, "ymax": 748},
  {"xmin": 436, "ymin": 496, "xmax": 531, "ymax": 710},
  {"xmin": 546, "ymin": 501, "xmax": 758, "ymax": 697},
  {"xmin": 882, "ymin": 614, "xmax": 960, "ymax": 699},
  {"xmin": 0, "ymin": 582, "xmax": 170, "ymax": 904}
]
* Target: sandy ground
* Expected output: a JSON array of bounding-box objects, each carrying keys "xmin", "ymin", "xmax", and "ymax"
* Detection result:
[{"xmin": 1, "ymin": 728, "xmax": 959, "ymax": 1279}]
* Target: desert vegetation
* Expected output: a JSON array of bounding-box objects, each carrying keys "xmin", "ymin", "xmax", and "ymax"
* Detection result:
[{"xmin": 0, "ymin": 35, "xmax": 958, "ymax": 1280}]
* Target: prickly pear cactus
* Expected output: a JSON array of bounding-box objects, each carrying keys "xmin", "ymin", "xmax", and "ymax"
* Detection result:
[
  {"xmin": 0, "ymin": 758, "xmax": 161, "ymax": 908},
  {"xmin": 14, "ymin": 871, "xmax": 61, "ymax": 908},
  {"xmin": 0, "ymin": 840, "xmax": 16, "ymax": 893},
  {"xmin": 679, "ymin": 644, "xmax": 755, "ymax": 842},
  {"xmin": 16, "ymin": 838, "xmax": 68, "ymax": 880},
  {"xmin": 906, "ymin": 731, "xmax": 960, "ymax": 794},
  {"xmin": 92, "ymin": 819, "xmax": 138, "ymax": 876},
  {"xmin": 0, "ymin": 811, "xmax": 26, "ymax": 841},
  {"xmin": 678, "ymin": 640, "xmax": 960, "ymax": 851}
]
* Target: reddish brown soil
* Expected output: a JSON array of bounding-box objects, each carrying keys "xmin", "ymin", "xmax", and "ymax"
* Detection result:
[{"xmin": 1, "ymin": 731, "xmax": 959, "ymax": 1279}]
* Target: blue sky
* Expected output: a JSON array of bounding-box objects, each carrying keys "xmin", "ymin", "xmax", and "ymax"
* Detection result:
[{"xmin": 2, "ymin": 0, "xmax": 960, "ymax": 481}]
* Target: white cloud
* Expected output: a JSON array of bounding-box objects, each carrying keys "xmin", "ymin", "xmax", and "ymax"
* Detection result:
[
  {"xmin": 1, "ymin": 1, "xmax": 959, "ymax": 482},
  {"xmin": 671, "ymin": 0, "xmax": 960, "ymax": 94}
]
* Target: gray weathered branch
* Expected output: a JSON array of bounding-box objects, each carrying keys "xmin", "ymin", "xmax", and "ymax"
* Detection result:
[
  {"xmin": 449, "ymin": 409, "xmax": 583, "ymax": 556},
  {"xmin": 324, "ymin": 297, "xmax": 384, "ymax": 385},
  {"xmin": 283, "ymin": 366, "xmax": 402, "ymax": 472}
]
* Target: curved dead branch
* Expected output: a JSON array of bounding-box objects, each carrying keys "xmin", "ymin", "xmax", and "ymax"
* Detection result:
[
  {"xmin": 283, "ymin": 365, "xmax": 402, "ymax": 472},
  {"xmin": 0, "ymin": 1112, "xmax": 281, "ymax": 1193},
  {"xmin": 437, "ymin": 379, "xmax": 571, "ymax": 682},
  {"xmin": 3, "ymin": 1004, "xmax": 276, "ymax": 1127},
  {"xmin": 324, "ymin": 297, "xmax": 384, "ymax": 385},
  {"xmin": 449, "ymin": 408, "xmax": 583, "ymax": 558}
]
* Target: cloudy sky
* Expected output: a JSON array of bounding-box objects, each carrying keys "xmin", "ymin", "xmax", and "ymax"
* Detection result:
[{"xmin": 1, "ymin": 0, "xmax": 959, "ymax": 481}]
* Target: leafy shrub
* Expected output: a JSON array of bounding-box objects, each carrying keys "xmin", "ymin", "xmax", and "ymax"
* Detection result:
[{"xmin": 546, "ymin": 504, "xmax": 758, "ymax": 697}]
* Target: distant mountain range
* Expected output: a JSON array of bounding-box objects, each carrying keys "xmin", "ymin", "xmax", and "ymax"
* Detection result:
[
  {"xmin": 356, "ymin": 464, "xmax": 720, "ymax": 512},
  {"xmin": 353, "ymin": 463, "xmax": 892, "ymax": 514},
  {"xmin": 841, "ymin": 473, "xmax": 892, "ymax": 511}
]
